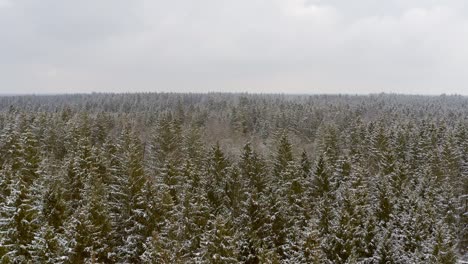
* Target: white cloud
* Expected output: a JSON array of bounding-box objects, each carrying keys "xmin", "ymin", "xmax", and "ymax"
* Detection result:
[
  {"xmin": 327, "ymin": 5, "xmax": 468, "ymax": 94},
  {"xmin": 279, "ymin": 0, "xmax": 339, "ymax": 22},
  {"xmin": 0, "ymin": 0, "xmax": 468, "ymax": 94},
  {"xmin": 0, "ymin": 0, "xmax": 10, "ymax": 8}
]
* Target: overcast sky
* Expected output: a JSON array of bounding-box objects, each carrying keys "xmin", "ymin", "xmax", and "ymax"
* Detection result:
[{"xmin": 1, "ymin": 0, "xmax": 468, "ymax": 95}]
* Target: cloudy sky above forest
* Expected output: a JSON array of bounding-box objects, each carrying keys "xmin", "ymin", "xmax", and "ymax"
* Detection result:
[{"xmin": 1, "ymin": 0, "xmax": 468, "ymax": 95}]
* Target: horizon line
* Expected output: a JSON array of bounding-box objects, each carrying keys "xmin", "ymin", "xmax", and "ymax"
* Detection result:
[{"xmin": 0, "ymin": 91, "xmax": 466, "ymax": 97}]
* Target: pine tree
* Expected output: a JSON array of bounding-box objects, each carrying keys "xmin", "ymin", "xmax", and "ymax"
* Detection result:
[
  {"xmin": 302, "ymin": 223, "xmax": 325, "ymax": 263},
  {"xmin": 140, "ymin": 232, "xmax": 178, "ymax": 264},
  {"xmin": 64, "ymin": 206, "xmax": 90, "ymax": 264},
  {"xmin": 374, "ymin": 229, "xmax": 397, "ymax": 264},
  {"xmin": 63, "ymin": 137, "xmax": 92, "ymax": 212},
  {"xmin": 268, "ymin": 192, "xmax": 289, "ymax": 259},
  {"xmin": 300, "ymin": 150, "xmax": 311, "ymax": 179},
  {"xmin": 84, "ymin": 164, "xmax": 114, "ymax": 263},
  {"xmin": 149, "ymin": 114, "xmax": 183, "ymax": 178},
  {"xmin": 179, "ymin": 189, "xmax": 211, "ymax": 258},
  {"xmin": 225, "ymin": 168, "xmax": 243, "ymax": 218},
  {"xmin": 311, "ymin": 155, "xmax": 331, "ymax": 199},
  {"xmin": 0, "ymin": 125, "xmax": 43, "ymax": 263},
  {"xmin": 0, "ymin": 93, "xmax": 465, "ymax": 263},
  {"xmin": 430, "ymin": 224, "xmax": 457, "ymax": 264},
  {"xmin": 273, "ymin": 133, "xmax": 294, "ymax": 178},
  {"xmin": 140, "ymin": 195, "xmax": 181, "ymax": 263},
  {"xmin": 206, "ymin": 142, "xmax": 230, "ymax": 214},
  {"xmin": 329, "ymin": 163, "xmax": 375, "ymax": 262},
  {"xmin": 238, "ymin": 193, "xmax": 271, "ymax": 264},
  {"xmin": 197, "ymin": 216, "xmax": 239, "ymax": 263},
  {"xmin": 115, "ymin": 129, "xmax": 150, "ymax": 263},
  {"xmin": 239, "ymin": 143, "xmax": 267, "ymax": 194},
  {"xmin": 42, "ymin": 181, "xmax": 67, "ymax": 232},
  {"xmin": 0, "ymin": 174, "xmax": 42, "ymax": 262},
  {"xmin": 30, "ymin": 224, "xmax": 67, "ymax": 263},
  {"xmin": 374, "ymin": 175, "xmax": 394, "ymax": 225}
]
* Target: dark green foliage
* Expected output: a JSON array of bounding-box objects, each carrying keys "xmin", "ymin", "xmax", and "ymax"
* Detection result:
[
  {"xmin": 0, "ymin": 93, "xmax": 465, "ymax": 263},
  {"xmin": 300, "ymin": 150, "xmax": 311, "ymax": 178},
  {"xmin": 42, "ymin": 182, "xmax": 67, "ymax": 231},
  {"xmin": 312, "ymin": 155, "xmax": 332, "ymax": 198},
  {"xmin": 273, "ymin": 133, "xmax": 294, "ymax": 178}
]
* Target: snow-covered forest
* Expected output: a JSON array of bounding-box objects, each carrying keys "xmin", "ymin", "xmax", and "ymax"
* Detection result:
[{"xmin": 0, "ymin": 93, "xmax": 466, "ymax": 263}]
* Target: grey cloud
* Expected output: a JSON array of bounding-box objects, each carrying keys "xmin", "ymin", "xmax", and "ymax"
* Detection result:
[{"xmin": 0, "ymin": 0, "xmax": 467, "ymax": 94}]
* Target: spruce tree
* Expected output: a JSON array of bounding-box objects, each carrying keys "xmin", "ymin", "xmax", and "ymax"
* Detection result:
[
  {"xmin": 273, "ymin": 133, "xmax": 294, "ymax": 178},
  {"xmin": 116, "ymin": 129, "xmax": 150, "ymax": 263},
  {"xmin": 197, "ymin": 216, "xmax": 239, "ymax": 263},
  {"xmin": 206, "ymin": 142, "xmax": 230, "ymax": 214}
]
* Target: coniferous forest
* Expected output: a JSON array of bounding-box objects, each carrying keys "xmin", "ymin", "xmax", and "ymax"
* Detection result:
[{"xmin": 0, "ymin": 93, "xmax": 466, "ymax": 263}]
